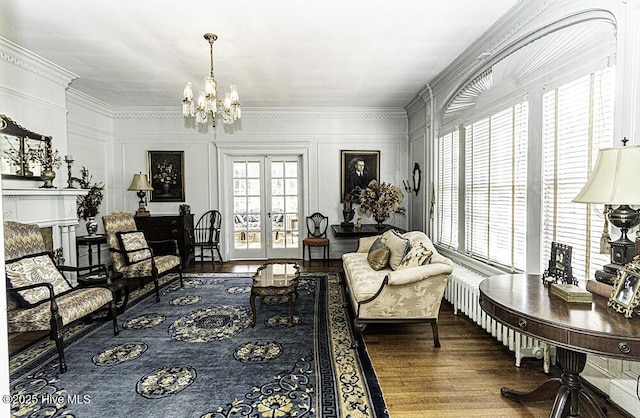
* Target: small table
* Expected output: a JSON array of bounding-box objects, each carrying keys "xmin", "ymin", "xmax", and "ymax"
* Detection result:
[
  {"xmin": 479, "ymin": 274, "xmax": 640, "ymax": 417},
  {"xmin": 250, "ymin": 262, "xmax": 300, "ymax": 327},
  {"xmin": 331, "ymin": 223, "xmax": 405, "ymax": 238},
  {"xmin": 77, "ymin": 270, "xmax": 129, "ymax": 314},
  {"xmin": 76, "ymin": 234, "xmax": 107, "ymax": 269}
]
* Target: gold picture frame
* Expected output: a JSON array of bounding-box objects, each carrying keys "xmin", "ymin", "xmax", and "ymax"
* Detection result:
[{"xmin": 608, "ymin": 263, "xmax": 640, "ymax": 318}]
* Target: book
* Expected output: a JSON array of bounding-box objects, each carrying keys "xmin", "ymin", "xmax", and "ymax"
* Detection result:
[
  {"xmin": 550, "ymin": 283, "xmax": 593, "ymax": 303},
  {"xmin": 586, "ymin": 279, "xmax": 614, "ymax": 299}
]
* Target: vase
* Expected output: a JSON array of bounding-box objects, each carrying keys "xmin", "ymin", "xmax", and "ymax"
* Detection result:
[
  {"xmin": 86, "ymin": 217, "xmax": 98, "ymax": 236},
  {"xmin": 40, "ymin": 168, "xmax": 56, "ymax": 188},
  {"xmin": 374, "ymin": 213, "xmax": 387, "ymax": 229},
  {"xmin": 163, "ymin": 183, "xmax": 170, "ymax": 195}
]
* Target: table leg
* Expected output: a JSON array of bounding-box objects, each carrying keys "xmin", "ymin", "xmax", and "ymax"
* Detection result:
[
  {"xmin": 289, "ymin": 292, "xmax": 297, "ymax": 326},
  {"xmin": 250, "ymin": 293, "xmax": 257, "ymax": 327},
  {"xmin": 501, "ymin": 347, "xmax": 606, "ymax": 418}
]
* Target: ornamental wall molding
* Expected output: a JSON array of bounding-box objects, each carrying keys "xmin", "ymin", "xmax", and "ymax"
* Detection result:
[
  {"xmin": 110, "ymin": 108, "xmax": 407, "ymax": 121},
  {"xmin": 0, "ymin": 36, "xmax": 78, "ymax": 87}
]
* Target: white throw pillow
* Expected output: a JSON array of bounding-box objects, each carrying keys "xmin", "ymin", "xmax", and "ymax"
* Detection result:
[{"xmin": 380, "ymin": 230, "xmax": 410, "ymax": 270}]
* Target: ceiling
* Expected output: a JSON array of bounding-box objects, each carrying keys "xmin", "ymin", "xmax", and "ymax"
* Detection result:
[{"xmin": 1, "ymin": 0, "xmax": 519, "ymax": 110}]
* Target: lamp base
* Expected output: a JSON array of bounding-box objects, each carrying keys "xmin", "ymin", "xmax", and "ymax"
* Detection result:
[
  {"xmin": 135, "ymin": 209, "xmax": 151, "ymax": 217},
  {"xmin": 610, "ymin": 240, "xmax": 635, "ymax": 266}
]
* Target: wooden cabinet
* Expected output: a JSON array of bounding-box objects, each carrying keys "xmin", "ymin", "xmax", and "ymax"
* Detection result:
[{"xmin": 135, "ymin": 214, "xmax": 194, "ymax": 267}]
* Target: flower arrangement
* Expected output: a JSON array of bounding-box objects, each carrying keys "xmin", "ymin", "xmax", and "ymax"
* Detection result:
[
  {"xmin": 76, "ymin": 167, "xmax": 104, "ymax": 220},
  {"xmin": 358, "ymin": 180, "xmax": 406, "ymax": 224},
  {"xmin": 32, "ymin": 144, "xmax": 62, "ymax": 169},
  {"xmin": 153, "ymin": 159, "xmax": 178, "ymax": 185}
]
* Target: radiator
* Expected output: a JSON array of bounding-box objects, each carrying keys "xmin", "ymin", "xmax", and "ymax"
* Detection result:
[{"xmin": 444, "ymin": 264, "xmax": 555, "ymax": 371}]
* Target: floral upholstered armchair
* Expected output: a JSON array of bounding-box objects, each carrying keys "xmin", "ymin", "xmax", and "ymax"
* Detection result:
[
  {"xmin": 4, "ymin": 221, "xmax": 119, "ymax": 373},
  {"xmin": 102, "ymin": 211, "xmax": 183, "ymax": 302}
]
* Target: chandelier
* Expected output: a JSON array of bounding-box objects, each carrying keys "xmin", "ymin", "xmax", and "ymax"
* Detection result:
[{"xmin": 182, "ymin": 33, "xmax": 241, "ymax": 127}]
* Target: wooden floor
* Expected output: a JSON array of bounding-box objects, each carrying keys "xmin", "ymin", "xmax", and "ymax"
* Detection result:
[{"xmin": 9, "ymin": 259, "xmax": 631, "ymax": 417}]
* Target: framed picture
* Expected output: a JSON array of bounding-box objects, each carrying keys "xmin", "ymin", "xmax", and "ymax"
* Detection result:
[
  {"xmin": 341, "ymin": 150, "xmax": 380, "ymax": 203},
  {"xmin": 608, "ymin": 265, "xmax": 640, "ymax": 318},
  {"xmin": 148, "ymin": 151, "xmax": 185, "ymax": 202},
  {"xmin": 542, "ymin": 242, "xmax": 575, "ymax": 285}
]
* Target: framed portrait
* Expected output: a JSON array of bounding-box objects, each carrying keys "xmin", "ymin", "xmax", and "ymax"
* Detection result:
[
  {"xmin": 542, "ymin": 242, "xmax": 575, "ymax": 285},
  {"xmin": 608, "ymin": 265, "xmax": 640, "ymax": 318},
  {"xmin": 341, "ymin": 150, "xmax": 380, "ymax": 203},
  {"xmin": 148, "ymin": 151, "xmax": 185, "ymax": 202}
]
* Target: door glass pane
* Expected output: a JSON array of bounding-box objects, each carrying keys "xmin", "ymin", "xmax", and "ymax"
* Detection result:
[
  {"xmin": 270, "ymin": 159, "xmax": 299, "ymax": 249},
  {"xmin": 233, "ymin": 160, "xmax": 262, "ymax": 250}
]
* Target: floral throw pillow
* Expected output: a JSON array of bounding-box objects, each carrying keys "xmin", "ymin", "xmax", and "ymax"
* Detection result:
[
  {"xmin": 117, "ymin": 231, "xmax": 152, "ymax": 264},
  {"xmin": 398, "ymin": 241, "xmax": 433, "ymax": 269},
  {"xmin": 6, "ymin": 253, "xmax": 72, "ymax": 307}
]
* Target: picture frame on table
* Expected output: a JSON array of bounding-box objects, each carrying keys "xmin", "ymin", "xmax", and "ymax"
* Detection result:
[
  {"xmin": 148, "ymin": 150, "xmax": 185, "ymax": 202},
  {"xmin": 542, "ymin": 242, "xmax": 575, "ymax": 285},
  {"xmin": 608, "ymin": 265, "xmax": 640, "ymax": 318},
  {"xmin": 341, "ymin": 150, "xmax": 380, "ymax": 203}
]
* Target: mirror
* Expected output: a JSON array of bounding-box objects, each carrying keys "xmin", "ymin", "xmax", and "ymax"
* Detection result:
[
  {"xmin": 412, "ymin": 162, "xmax": 421, "ymax": 194},
  {"xmin": 1, "ymin": 114, "xmax": 52, "ymax": 179}
]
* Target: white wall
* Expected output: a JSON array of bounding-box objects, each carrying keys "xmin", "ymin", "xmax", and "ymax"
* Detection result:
[{"xmin": 406, "ymin": 0, "xmax": 640, "ymax": 414}]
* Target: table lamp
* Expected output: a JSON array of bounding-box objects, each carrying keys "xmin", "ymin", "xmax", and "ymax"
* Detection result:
[
  {"xmin": 128, "ymin": 173, "xmax": 154, "ymax": 217},
  {"xmin": 573, "ymin": 143, "xmax": 640, "ymax": 272}
]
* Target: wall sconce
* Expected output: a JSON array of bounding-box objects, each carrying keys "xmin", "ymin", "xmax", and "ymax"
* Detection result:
[
  {"xmin": 403, "ymin": 163, "xmax": 422, "ymax": 195},
  {"xmin": 128, "ymin": 173, "xmax": 154, "ymax": 217}
]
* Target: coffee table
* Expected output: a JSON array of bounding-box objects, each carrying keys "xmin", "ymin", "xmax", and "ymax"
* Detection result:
[{"xmin": 250, "ymin": 262, "xmax": 300, "ymax": 326}]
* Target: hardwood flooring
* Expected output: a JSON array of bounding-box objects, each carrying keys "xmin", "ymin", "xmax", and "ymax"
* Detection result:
[{"xmin": 8, "ymin": 259, "xmax": 632, "ymax": 417}]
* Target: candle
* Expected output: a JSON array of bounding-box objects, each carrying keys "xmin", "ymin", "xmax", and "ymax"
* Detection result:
[{"xmin": 64, "ymin": 155, "xmax": 74, "ymax": 162}]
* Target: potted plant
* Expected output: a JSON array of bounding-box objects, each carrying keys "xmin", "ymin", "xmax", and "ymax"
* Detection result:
[
  {"xmin": 76, "ymin": 167, "xmax": 104, "ymax": 235},
  {"xmin": 358, "ymin": 180, "xmax": 406, "ymax": 228}
]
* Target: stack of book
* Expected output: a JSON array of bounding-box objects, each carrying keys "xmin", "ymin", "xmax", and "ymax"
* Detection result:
[
  {"xmin": 586, "ymin": 279, "xmax": 614, "ymax": 299},
  {"xmin": 550, "ymin": 283, "xmax": 593, "ymax": 303}
]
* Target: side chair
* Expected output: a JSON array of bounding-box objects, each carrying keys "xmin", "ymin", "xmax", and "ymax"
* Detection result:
[
  {"xmin": 4, "ymin": 221, "xmax": 119, "ymax": 374},
  {"xmin": 192, "ymin": 210, "xmax": 223, "ymax": 269},
  {"xmin": 302, "ymin": 212, "xmax": 330, "ymax": 266},
  {"xmin": 102, "ymin": 211, "xmax": 183, "ymax": 303}
]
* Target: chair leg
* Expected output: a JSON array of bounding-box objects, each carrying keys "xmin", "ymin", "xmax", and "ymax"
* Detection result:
[
  {"xmin": 109, "ymin": 301, "xmax": 120, "ymax": 336},
  {"xmin": 153, "ymin": 272, "xmax": 160, "ymax": 302},
  {"xmin": 215, "ymin": 245, "xmax": 223, "ymax": 264},
  {"xmin": 178, "ymin": 270, "xmax": 184, "ymax": 288},
  {"xmin": 210, "ymin": 246, "xmax": 215, "ymax": 270},
  {"xmin": 50, "ymin": 313, "xmax": 67, "ymax": 374}
]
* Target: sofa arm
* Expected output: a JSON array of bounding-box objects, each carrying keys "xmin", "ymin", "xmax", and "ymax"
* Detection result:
[
  {"xmin": 387, "ymin": 263, "xmax": 453, "ymax": 286},
  {"xmin": 356, "ymin": 235, "xmax": 381, "ymax": 253}
]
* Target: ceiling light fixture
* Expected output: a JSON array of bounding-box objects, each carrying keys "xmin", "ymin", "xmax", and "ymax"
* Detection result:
[{"xmin": 182, "ymin": 33, "xmax": 241, "ymax": 127}]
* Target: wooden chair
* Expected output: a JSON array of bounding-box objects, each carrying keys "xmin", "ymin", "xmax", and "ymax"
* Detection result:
[
  {"xmin": 102, "ymin": 211, "xmax": 183, "ymax": 303},
  {"xmin": 4, "ymin": 221, "xmax": 119, "ymax": 374},
  {"xmin": 192, "ymin": 210, "xmax": 223, "ymax": 268},
  {"xmin": 302, "ymin": 212, "xmax": 330, "ymax": 265}
]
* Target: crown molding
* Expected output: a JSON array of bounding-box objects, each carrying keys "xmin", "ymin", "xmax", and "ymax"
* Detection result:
[
  {"xmin": 0, "ymin": 36, "xmax": 78, "ymax": 87},
  {"xmin": 108, "ymin": 107, "xmax": 407, "ymax": 120},
  {"xmin": 66, "ymin": 88, "xmax": 115, "ymax": 118}
]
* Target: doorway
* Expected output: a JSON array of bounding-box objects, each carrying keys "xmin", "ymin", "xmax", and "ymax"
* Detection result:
[{"xmin": 228, "ymin": 156, "xmax": 301, "ymax": 260}]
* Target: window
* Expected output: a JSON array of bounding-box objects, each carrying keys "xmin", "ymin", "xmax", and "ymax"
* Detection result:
[
  {"xmin": 437, "ymin": 131, "xmax": 459, "ymax": 249},
  {"xmin": 542, "ymin": 68, "xmax": 614, "ymax": 279},
  {"xmin": 464, "ymin": 102, "xmax": 528, "ymax": 270}
]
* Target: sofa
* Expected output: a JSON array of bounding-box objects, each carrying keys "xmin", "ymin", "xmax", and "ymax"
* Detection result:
[{"xmin": 341, "ymin": 230, "xmax": 453, "ymax": 347}]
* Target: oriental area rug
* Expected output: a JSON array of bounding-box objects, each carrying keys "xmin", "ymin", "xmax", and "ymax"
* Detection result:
[{"xmin": 8, "ymin": 273, "xmax": 388, "ymax": 417}]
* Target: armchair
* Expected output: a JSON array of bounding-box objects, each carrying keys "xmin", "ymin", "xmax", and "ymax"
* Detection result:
[
  {"xmin": 4, "ymin": 221, "xmax": 119, "ymax": 374},
  {"xmin": 102, "ymin": 211, "xmax": 183, "ymax": 303}
]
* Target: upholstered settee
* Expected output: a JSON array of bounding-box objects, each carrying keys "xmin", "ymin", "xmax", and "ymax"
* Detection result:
[{"xmin": 341, "ymin": 230, "xmax": 453, "ymax": 347}]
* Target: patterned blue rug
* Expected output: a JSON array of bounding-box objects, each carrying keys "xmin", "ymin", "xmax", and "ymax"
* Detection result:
[{"xmin": 9, "ymin": 272, "xmax": 388, "ymax": 417}]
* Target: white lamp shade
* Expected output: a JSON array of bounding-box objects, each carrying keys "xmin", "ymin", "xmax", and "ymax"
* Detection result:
[
  {"xmin": 128, "ymin": 173, "xmax": 153, "ymax": 191},
  {"xmin": 573, "ymin": 145, "xmax": 640, "ymax": 205}
]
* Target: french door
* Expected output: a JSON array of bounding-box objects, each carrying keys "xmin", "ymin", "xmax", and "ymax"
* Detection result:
[{"xmin": 228, "ymin": 155, "xmax": 301, "ymax": 260}]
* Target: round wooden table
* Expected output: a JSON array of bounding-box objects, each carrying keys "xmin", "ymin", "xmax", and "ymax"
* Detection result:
[{"xmin": 479, "ymin": 274, "xmax": 640, "ymax": 417}]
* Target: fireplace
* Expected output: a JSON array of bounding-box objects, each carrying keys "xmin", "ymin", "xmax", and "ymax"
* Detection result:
[{"xmin": 2, "ymin": 188, "xmax": 86, "ymax": 267}]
